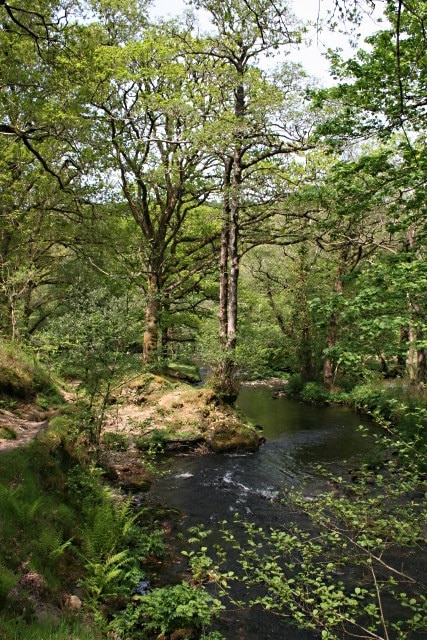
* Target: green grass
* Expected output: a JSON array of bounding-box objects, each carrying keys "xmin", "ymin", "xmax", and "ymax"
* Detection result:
[
  {"xmin": 0, "ymin": 418, "xmax": 166, "ymax": 640},
  {"xmin": 0, "ymin": 426, "xmax": 17, "ymax": 440},
  {"xmin": 0, "ymin": 618, "xmax": 101, "ymax": 640},
  {"xmin": 0, "ymin": 340, "xmax": 62, "ymax": 403}
]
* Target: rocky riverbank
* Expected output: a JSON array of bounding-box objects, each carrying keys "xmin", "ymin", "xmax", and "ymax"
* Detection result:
[{"xmin": 100, "ymin": 374, "xmax": 263, "ymax": 490}]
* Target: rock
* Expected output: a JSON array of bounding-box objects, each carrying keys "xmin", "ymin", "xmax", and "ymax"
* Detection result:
[
  {"xmin": 132, "ymin": 579, "xmax": 150, "ymax": 596},
  {"xmin": 64, "ymin": 594, "xmax": 81, "ymax": 612},
  {"xmin": 119, "ymin": 475, "xmax": 152, "ymax": 492},
  {"xmin": 157, "ymin": 629, "xmax": 198, "ymax": 640},
  {"xmin": 206, "ymin": 421, "xmax": 260, "ymax": 453},
  {"xmin": 171, "ymin": 629, "xmax": 198, "ymax": 640}
]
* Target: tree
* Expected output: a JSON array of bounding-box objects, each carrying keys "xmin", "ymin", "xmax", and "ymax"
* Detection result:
[
  {"xmin": 0, "ymin": 137, "xmax": 82, "ymax": 339},
  {"xmin": 188, "ymin": 0, "xmax": 313, "ymax": 398},
  {"xmin": 73, "ymin": 19, "xmax": 221, "ymax": 364},
  {"xmin": 312, "ymin": 0, "xmax": 427, "ymax": 385}
]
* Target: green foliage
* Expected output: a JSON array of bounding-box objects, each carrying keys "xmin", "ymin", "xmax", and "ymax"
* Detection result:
[
  {"xmin": 79, "ymin": 549, "xmax": 134, "ymax": 604},
  {"xmin": 76, "ymin": 488, "xmax": 166, "ymax": 629},
  {"xmin": 300, "ymin": 381, "xmax": 330, "ymax": 404},
  {"xmin": 0, "ymin": 341, "xmax": 61, "ymax": 402},
  {"xmin": 145, "ymin": 428, "xmax": 167, "ymax": 455},
  {"xmin": 114, "ymin": 581, "xmax": 224, "ymax": 638},
  {"xmin": 0, "ymin": 430, "xmax": 165, "ymax": 638},
  {"xmin": 0, "ymin": 566, "xmax": 19, "ymax": 604},
  {"xmin": 0, "ymin": 426, "xmax": 17, "ymax": 440},
  {"xmin": 184, "ymin": 415, "xmax": 427, "ymax": 640},
  {"xmin": 101, "ymin": 431, "xmax": 129, "ymax": 451},
  {"xmin": 0, "ymin": 617, "xmax": 101, "ymax": 640},
  {"xmin": 348, "ymin": 383, "xmax": 427, "ymax": 438},
  {"xmin": 79, "ymin": 495, "xmax": 136, "ymax": 563},
  {"xmin": 37, "ymin": 285, "xmax": 138, "ymax": 397},
  {"xmin": 286, "ymin": 373, "xmax": 304, "ymax": 396}
]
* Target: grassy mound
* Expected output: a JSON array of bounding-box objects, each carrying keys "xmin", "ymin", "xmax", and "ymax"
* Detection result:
[{"xmin": 0, "ymin": 341, "xmax": 60, "ymax": 403}]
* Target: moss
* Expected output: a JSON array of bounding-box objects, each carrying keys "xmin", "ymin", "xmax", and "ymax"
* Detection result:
[{"xmin": 206, "ymin": 419, "xmax": 260, "ymax": 453}]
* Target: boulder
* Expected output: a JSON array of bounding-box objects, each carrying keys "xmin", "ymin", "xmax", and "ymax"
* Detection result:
[{"xmin": 206, "ymin": 420, "xmax": 261, "ymax": 453}]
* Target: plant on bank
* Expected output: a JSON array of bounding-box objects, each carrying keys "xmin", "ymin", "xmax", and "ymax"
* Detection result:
[
  {"xmin": 76, "ymin": 489, "xmax": 164, "ymax": 626},
  {"xmin": 111, "ymin": 580, "xmax": 225, "ymax": 639}
]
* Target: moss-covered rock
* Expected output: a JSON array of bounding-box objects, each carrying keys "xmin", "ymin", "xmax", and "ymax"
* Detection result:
[{"xmin": 206, "ymin": 419, "xmax": 261, "ymax": 453}]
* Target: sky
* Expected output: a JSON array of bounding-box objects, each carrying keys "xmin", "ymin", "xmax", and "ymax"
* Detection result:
[{"xmin": 150, "ymin": 0, "xmax": 384, "ymax": 84}]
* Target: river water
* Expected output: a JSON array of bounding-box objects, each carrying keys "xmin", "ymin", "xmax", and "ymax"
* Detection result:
[{"xmin": 149, "ymin": 384, "xmax": 377, "ymax": 639}]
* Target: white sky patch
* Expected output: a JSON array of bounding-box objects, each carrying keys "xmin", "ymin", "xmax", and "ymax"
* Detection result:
[{"xmin": 150, "ymin": 0, "xmax": 386, "ymax": 85}]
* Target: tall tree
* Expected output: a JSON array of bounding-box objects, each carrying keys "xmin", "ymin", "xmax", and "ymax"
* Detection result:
[
  {"xmin": 75, "ymin": 20, "xmax": 220, "ymax": 364},
  {"xmin": 313, "ymin": 0, "xmax": 427, "ymax": 385},
  {"xmin": 189, "ymin": 0, "xmax": 312, "ymax": 398}
]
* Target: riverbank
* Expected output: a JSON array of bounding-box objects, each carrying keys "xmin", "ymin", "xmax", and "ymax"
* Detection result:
[
  {"xmin": 0, "ymin": 351, "xmax": 263, "ymax": 640},
  {"xmin": 282, "ymin": 374, "xmax": 427, "ymax": 439},
  {"xmin": 102, "ymin": 373, "xmax": 262, "ymax": 454},
  {"xmin": 1, "ymin": 344, "xmax": 426, "ymax": 640}
]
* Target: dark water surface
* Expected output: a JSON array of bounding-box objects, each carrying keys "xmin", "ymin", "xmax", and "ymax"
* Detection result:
[{"xmin": 149, "ymin": 384, "xmax": 376, "ymax": 639}]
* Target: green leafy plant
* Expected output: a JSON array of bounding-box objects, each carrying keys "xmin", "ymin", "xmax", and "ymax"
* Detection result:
[
  {"xmin": 101, "ymin": 431, "xmax": 129, "ymax": 451},
  {"xmin": 0, "ymin": 341, "xmax": 60, "ymax": 402},
  {"xmin": 183, "ymin": 421, "xmax": 427, "ymax": 640},
  {"xmin": 300, "ymin": 381, "xmax": 330, "ymax": 404},
  {"xmin": 0, "ymin": 566, "xmax": 19, "ymax": 606},
  {"xmin": 115, "ymin": 581, "xmax": 224, "ymax": 638},
  {"xmin": 0, "ymin": 426, "xmax": 16, "ymax": 440}
]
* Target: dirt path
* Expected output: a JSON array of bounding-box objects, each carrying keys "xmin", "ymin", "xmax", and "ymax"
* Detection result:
[{"xmin": 0, "ymin": 409, "xmax": 50, "ymax": 452}]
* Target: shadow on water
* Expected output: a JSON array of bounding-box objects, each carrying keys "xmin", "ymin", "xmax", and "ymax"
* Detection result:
[{"xmin": 148, "ymin": 384, "xmax": 376, "ymax": 639}]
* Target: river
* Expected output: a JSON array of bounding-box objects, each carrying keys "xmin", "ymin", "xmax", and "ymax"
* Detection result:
[{"xmin": 149, "ymin": 384, "xmax": 378, "ymax": 639}]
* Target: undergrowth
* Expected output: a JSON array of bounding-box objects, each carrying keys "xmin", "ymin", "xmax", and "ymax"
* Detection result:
[
  {"xmin": 0, "ymin": 409, "xmax": 168, "ymax": 640},
  {"xmin": 0, "ymin": 340, "xmax": 62, "ymax": 403}
]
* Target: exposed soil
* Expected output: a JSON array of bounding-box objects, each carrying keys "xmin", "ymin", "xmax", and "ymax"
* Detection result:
[
  {"xmin": 99, "ymin": 375, "xmax": 262, "ymax": 488},
  {"xmin": 0, "ymin": 405, "xmax": 53, "ymax": 452},
  {"xmin": 0, "ymin": 374, "xmax": 262, "ymax": 485}
]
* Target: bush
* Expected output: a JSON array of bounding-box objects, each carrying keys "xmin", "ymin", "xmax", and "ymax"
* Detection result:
[
  {"xmin": 286, "ymin": 374, "xmax": 304, "ymax": 396},
  {"xmin": 116, "ymin": 581, "xmax": 224, "ymax": 638},
  {"xmin": 102, "ymin": 432, "xmax": 129, "ymax": 451},
  {"xmin": 300, "ymin": 382, "xmax": 330, "ymax": 404}
]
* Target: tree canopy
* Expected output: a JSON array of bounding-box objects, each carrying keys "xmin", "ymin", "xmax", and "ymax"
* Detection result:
[{"xmin": 0, "ymin": 0, "xmax": 426, "ymax": 389}]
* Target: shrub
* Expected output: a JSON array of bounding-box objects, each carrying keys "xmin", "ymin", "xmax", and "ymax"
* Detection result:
[
  {"xmin": 286, "ymin": 373, "xmax": 304, "ymax": 396},
  {"xmin": 102, "ymin": 432, "xmax": 129, "ymax": 451},
  {"xmin": 300, "ymin": 382, "xmax": 330, "ymax": 404},
  {"xmin": 116, "ymin": 581, "xmax": 224, "ymax": 638}
]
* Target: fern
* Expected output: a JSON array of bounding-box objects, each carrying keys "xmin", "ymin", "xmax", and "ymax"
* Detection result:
[
  {"xmin": 80, "ymin": 494, "xmax": 138, "ymax": 562},
  {"xmin": 79, "ymin": 549, "xmax": 133, "ymax": 601},
  {"xmin": 0, "ymin": 566, "xmax": 19, "ymax": 601},
  {"xmin": 0, "ymin": 484, "xmax": 20, "ymax": 522}
]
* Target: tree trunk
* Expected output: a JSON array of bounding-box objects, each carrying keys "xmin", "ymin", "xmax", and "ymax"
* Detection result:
[
  {"xmin": 417, "ymin": 339, "xmax": 426, "ymax": 384},
  {"xmin": 404, "ymin": 227, "xmax": 425, "ymax": 383},
  {"xmin": 323, "ymin": 338, "xmax": 336, "ymax": 390},
  {"xmin": 406, "ymin": 324, "xmax": 417, "ymax": 384},
  {"xmin": 219, "ymin": 159, "xmax": 232, "ymax": 349},
  {"xmin": 143, "ymin": 273, "xmax": 160, "ymax": 365},
  {"xmin": 226, "ymin": 146, "xmax": 242, "ymax": 353},
  {"xmin": 300, "ymin": 309, "xmax": 315, "ymax": 381},
  {"xmin": 215, "ymin": 145, "xmax": 242, "ymax": 401},
  {"xmin": 323, "ymin": 277, "xmax": 344, "ymax": 390}
]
